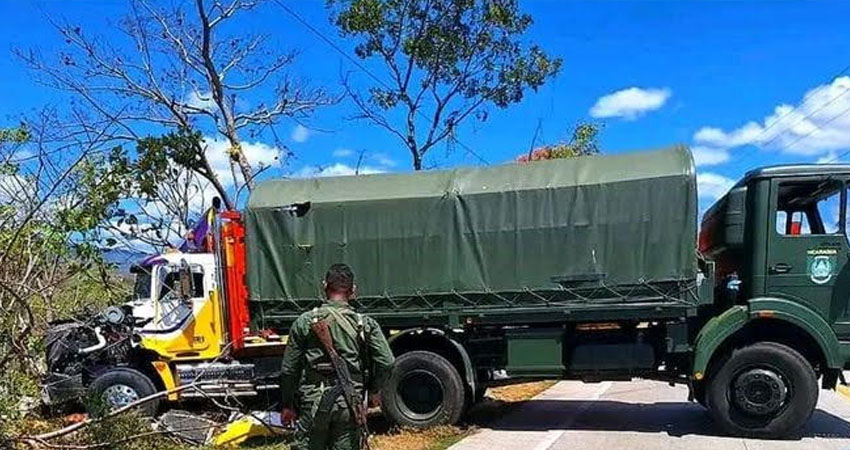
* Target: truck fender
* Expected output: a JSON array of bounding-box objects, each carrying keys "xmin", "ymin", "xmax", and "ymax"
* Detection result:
[
  {"xmin": 388, "ymin": 328, "xmax": 476, "ymax": 396},
  {"xmin": 747, "ymin": 297, "xmax": 842, "ymax": 368},
  {"xmin": 692, "ymin": 298, "xmax": 842, "ymax": 380},
  {"xmin": 692, "ymin": 305, "xmax": 748, "ymax": 380}
]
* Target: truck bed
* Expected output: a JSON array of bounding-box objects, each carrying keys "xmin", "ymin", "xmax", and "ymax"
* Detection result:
[{"xmin": 244, "ymin": 146, "xmax": 699, "ymax": 331}]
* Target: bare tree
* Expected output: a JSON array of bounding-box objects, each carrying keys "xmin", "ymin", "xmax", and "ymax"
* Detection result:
[{"xmin": 17, "ymin": 0, "xmax": 332, "ymax": 209}]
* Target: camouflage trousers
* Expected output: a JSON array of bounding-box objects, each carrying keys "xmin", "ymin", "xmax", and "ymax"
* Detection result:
[{"xmin": 290, "ymin": 386, "xmax": 364, "ymax": 450}]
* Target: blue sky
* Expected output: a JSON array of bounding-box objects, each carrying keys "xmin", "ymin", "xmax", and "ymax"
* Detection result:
[{"xmin": 2, "ymin": 0, "xmax": 850, "ymax": 216}]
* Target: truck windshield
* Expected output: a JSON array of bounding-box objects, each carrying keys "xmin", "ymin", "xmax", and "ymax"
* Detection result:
[{"xmin": 155, "ymin": 265, "xmax": 204, "ymax": 329}]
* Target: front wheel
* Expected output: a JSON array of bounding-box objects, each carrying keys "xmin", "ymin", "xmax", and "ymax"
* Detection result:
[
  {"xmin": 706, "ymin": 342, "xmax": 818, "ymax": 439},
  {"xmin": 88, "ymin": 368, "xmax": 160, "ymax": 416},
  {"xmin": 381, "ymin": 351, "xmax": 465, "ymax": 428}
]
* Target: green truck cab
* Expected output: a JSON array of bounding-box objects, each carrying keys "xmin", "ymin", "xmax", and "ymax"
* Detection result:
[
  {"xmin": 695, "ymin": 165, "xmax": 850, "ymax": 435},
  {"xmin": 45, "ymin": 147, "xmax": 850, "ymax": 440}
]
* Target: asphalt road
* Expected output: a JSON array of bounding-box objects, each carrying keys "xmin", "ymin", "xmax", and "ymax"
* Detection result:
[{"xmin": 449, "ymin": 380, "xmax": 850, "ymax": 450}]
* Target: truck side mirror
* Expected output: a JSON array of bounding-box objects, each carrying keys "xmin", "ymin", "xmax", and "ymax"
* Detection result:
[{"xmin": 178, "ymin": 260, "xmax": 194, "ymax": 300}]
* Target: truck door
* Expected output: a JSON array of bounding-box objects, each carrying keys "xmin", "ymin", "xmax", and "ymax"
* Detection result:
[{"xmin": 766, "ymin": 177, "xmax": 850, "ymax": 336}]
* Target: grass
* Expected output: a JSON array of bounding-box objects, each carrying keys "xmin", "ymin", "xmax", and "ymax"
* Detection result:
[{"xmin": 11, "ymin": 380, "xmax": 557, "ymax": 450}]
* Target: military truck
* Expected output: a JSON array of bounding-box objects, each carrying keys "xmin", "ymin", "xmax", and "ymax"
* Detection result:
[{"xmin": 44, "ymin": 146, "xmax": 850, "ymax": 438}]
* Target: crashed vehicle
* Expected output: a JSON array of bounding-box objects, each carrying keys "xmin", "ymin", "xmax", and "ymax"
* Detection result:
[{"xmin": 44, "ymin": 146, "xmax": 850, "ymax": 438}]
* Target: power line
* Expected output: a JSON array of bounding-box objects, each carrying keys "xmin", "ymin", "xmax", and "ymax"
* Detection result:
[
  {"xmin": 788, "ymin": 102, "xmax": 850, "ymax": 163},
  {"xmin": 825, "ymin": 148, "xmax": 850, "ymax": 164},
  {"xmin": 734, "ymin": 63, "xmax": 850, "ymax": 166},
  {"xmin": 755, "ymin": 63, "xmax": 850, "ymax": 142},
  {"xmin": 758, "ymin": 83, "xmax": 850, "ymax": 150},
  {"xmin": 274, "ymin": 0, "xmax": 490, "ymax": 166}
]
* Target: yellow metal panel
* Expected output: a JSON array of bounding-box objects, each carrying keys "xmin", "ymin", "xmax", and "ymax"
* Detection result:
[
  {"xmin": 141, "ymin": 290, "xmax": 225, "ymax": 361},
  {"xmin": 151, "ymin": 361, "xmax": 179, "ymax": 401}
]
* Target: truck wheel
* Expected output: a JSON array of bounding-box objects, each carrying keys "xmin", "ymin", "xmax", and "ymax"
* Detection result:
[
  {"xmin": 88, "ymin": 368, "xmax": 160, "ymax": 417},
  {"xmin": 706, "ymin": 342, "xmax": 817, "ymax": 439},
  {"xmin": 382, "ymin": 351, "xmax": 465, "ymax": 428}
]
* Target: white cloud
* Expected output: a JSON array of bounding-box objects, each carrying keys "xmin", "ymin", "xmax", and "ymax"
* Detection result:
[
  {"xmin": 295, "ymin": 163, "xmax": 386, "ymax": 178},
  {"xmin": 184, "ymin": 90, "xmax": 216, "ymax": 113},
  {"xmin": 693, "ymin": 76, "xmax": 850, "ymax": 157},
  {"xmin": 691, "ymin": 146, "xmax": 731, "ymax": 166},
  {"xmin": 371, "ymin": 152, "xmax": 396, "ymax": 167},
  {"xmin": 0, "ymin": 174, "xmax": 33, "ymax": 203},
  {"xmin": 817, "ymin": 151, "xmax": 842, "ymax": 164},
  {"xmin": 203, "ymin": 136, "xmax": 281, "ymax": 189},
  {"xmin": 291, "ymin": 124, "xmax": 310, "ymax": 143},
  {"xmin": 333, "ymin": 148, "xmax": 354, "ymax": 158},
  {"xmin": 697, "ymin": 172, "xmax": 735, "ymax": 200},
  {"xmin": 589, "ymin": 87, "xmax": 672, "ymax": 119}
]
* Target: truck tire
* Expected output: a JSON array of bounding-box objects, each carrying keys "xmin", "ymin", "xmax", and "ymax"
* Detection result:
[
  {"xmin": 706, "ymin": 342, "xmax": 817, "ymax": 439},
  {"xmin": 381, "ymin": 351, "xmax": 465, "ymax": 428},
  {"xmin": 88, "ymin": 368, "xmax": 160, "ymax": 417}
]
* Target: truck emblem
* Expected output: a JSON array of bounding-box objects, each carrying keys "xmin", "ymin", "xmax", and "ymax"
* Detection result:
[{"xmin": 808, "ymin": 253, "xmax": 836, "ymax": 285}]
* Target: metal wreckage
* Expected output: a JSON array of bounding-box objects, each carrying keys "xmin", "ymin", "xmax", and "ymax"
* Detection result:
[{"xmin": 42, "ymin": 146, "xmax": 850, "ymax": 440}]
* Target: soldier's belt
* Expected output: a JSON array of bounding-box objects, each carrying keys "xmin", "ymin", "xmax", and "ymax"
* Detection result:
[{"xmin": 305, "ymin": 367, "xmax": 365, "ymax": 385}]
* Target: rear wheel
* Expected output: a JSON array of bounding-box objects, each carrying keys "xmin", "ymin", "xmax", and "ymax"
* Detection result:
[
  {"xmin": 88, "ymin": 368, "xmax": 160, "ymax": 416},
  {"xmin": 706, "ymin": 342, "xmax": 817, "ymax": 439},
  {"xmin": 381, "ymin": 351, "xmax": 465, "ymax": 428}
]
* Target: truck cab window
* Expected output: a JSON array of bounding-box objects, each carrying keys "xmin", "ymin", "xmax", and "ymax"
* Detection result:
[
  {"xmin": 156, "ymin": 266, "xmax": 204, "ymax": 329},
  {"xmin": 776, "ymin": 180, "xmax": 844, "ymax": 236}
]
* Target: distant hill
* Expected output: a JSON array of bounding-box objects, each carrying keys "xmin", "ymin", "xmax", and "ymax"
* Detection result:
[{"xmin": 102, "ymin": 248, "xmax": 150, "ymax": 272}]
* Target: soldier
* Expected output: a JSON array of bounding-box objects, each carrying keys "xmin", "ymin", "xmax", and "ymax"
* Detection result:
[{"xmin": 280, "ymin": 263, "xmax": 395, "ymax": 450}]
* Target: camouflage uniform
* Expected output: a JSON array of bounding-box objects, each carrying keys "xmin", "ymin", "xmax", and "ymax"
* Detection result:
[{"xmin": 281, "ymin": 301, "xmax": 395, "ymax": 450}]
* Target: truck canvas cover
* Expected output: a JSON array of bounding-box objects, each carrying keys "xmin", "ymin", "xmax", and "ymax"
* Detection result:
[{"xmin": 245, "ymin": 146, "xmax": 698, "ymax": 329}]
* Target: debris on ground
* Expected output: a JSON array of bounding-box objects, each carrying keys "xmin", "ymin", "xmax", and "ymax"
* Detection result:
[
  {"xmin": 63, "ymin": 412, "xmax": 87, "ymax": 424},
  {"xmin": 158, "ymin": 410, "xmax": 220, "ymax": 445},
  {"xmin": 214, "ymin": 411, "xmax": 287, "ymax": 446},
  {"xmin": 156, "ymin": 409, "xmax": 289, "ymax": 446}
]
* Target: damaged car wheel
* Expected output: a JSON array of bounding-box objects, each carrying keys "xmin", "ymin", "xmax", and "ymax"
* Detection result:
[{"xmin": 88, "ymin": 368, "xmax": 160, "ymax": 416}]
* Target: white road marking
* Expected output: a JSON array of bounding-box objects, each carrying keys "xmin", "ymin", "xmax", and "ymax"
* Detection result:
[{"xmin": 532, "ymin": 381, "xmax": 612, "ymax": 450}]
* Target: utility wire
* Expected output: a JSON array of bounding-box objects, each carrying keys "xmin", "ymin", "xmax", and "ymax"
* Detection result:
[
  {"xmin": 758, "ymin": 83, "xmax": 850, "ymax": 150},
  {"xmin": 274, "ymin": 0, "xmax": 490, "ymax": 166},
  {"xmin": 753, "ymin": 64, "xmax": 850, "ymax": 141},
  {"xmin": 752, "ymin": 62, "xmax": 850, "ymax": 145},
  {"xmin": 733, "ymin": 63, "xmax": 850, "ymax": 166},
  {"xmin": 790, "ymin": 102, "xmax": 850, "ymax": 163},
  {"xmin": 825, "ymin": 148, "xmax": 850, "ymax": 164}
]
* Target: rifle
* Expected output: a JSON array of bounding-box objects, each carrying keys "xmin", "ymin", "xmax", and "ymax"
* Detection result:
[{"xmin": 310, "ymin": 319, "xmax": 371, "ymax": 450}]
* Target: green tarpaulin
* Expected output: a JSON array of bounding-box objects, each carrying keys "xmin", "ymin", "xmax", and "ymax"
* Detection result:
[{"xmin": 245, "ymin": 146, "xmax": 698, "ymax": 328}]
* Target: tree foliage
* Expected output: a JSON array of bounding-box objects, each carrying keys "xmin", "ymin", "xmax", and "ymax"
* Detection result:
[
  {"xmin": 517, "ymin": 122, "xmax": 602, "ymax": 162},
  {"xmin": 329, "ymin": 0, "xmax": 561, "ymax": 169},
  {"xmin": 0, "ymin": 123, "xmax": 129, "ymax": 431}
]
